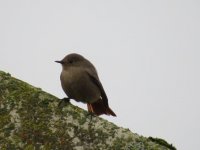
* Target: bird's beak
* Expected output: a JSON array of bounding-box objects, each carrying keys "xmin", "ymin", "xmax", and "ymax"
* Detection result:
[{"xmin": 55, "ymin": 60, "xmax": 64, "ymax": 64}]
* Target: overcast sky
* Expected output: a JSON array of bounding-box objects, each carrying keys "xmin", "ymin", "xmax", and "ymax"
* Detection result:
[{"xmin": 1, "ymin": 1, "xmax": 200, "ymax": 149}]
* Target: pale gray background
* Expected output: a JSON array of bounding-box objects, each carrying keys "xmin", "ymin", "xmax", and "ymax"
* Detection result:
[{"xmin": 0, "ymin": 1, "xmax": 200, "ymax": 149}]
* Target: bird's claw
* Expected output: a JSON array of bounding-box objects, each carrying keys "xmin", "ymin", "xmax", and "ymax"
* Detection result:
[
  {"xmin": 58, "ymin": 97, "xmax": 71, "ymax": 107},
  {"xmin": 86, "ymin": 112, "xmax": 96, "ymax": 121}
]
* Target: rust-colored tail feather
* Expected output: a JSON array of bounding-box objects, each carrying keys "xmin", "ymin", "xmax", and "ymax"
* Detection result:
[{"xmin": 87, "ymin": 100, "xmax": 116, "ymax": 116}]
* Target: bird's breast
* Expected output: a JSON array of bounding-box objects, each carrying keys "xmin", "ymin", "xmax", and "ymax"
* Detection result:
[{"xmin": 60, "ymin": 68, "xmax": 100, "ymax": 103}]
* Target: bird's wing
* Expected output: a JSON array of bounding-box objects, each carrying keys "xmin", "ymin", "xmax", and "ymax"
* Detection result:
[{"xmin": 86, "ymin": 70, "xmax": 109, "ymax": 107}]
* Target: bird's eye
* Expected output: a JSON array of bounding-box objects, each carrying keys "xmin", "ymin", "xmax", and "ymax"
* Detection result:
[{"xmin": 69, "ymin": 60, "xmax": 73, "ymax": 64}]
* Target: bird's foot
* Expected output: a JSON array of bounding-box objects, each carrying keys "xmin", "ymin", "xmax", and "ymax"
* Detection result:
[
  {"xmin": 86, "ymin": 112, "xmax": 97, "ymax": 121},
  {"xmin": 58, "ymin": 97, "xmax": 71, "ymax": 108}
]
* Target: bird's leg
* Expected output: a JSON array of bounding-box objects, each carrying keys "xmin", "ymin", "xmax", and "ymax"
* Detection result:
[
  {"xmin": 58, "ymin": 97, "xmax": 71, "ymax": 107},
  {"xmin": 86, "ymin": 103, "xmax": 97, "ymax": 121}
]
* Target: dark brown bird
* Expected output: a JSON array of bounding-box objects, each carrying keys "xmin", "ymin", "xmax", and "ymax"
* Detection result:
[{"xmin": 55, "ymin": 53, "xmax": 116, "ymax": 116}]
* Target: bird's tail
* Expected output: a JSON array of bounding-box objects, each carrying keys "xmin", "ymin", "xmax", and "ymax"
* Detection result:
[{"xmin": 87, "ymin": 100, "xmax": 116, "ymax": 116}]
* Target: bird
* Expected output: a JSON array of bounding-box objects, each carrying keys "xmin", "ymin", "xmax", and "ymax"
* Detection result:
[{"xmin": 55, "ymin": 53, "xmax": 116, "ymax": 116}]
